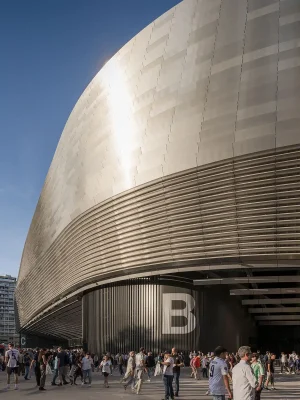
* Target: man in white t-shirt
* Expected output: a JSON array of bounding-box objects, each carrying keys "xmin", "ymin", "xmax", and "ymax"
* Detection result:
[
  {"xmin": 161, "ymin": 351, "xmax": 174, "ymax": 400},
  {"xmin": 209, "ymin": 346, "xmax": 232, "ymax": 400},
  {"xmin": 5, "ymin": 342, "xmax": 20, "ymax": 390}
]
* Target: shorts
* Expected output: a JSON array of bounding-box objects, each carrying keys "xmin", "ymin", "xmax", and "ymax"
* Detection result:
[
  {"xmin": 103, "ymin": 372, "xmax": 109, "ymax": 377},
  {"xmin": 7, "ymin": 367, "xmax": 19, "ymax": 375}
]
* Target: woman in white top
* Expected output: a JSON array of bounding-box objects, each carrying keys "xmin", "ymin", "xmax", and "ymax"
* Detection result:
[{"xmin": 100, "ymin": 355, "xmax": 112, "ymax": 388}]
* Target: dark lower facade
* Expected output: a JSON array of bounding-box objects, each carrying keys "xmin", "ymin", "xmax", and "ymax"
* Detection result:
[{"xmin": 83, "ymin": 278, "xmax": 257, "ymax": 354}]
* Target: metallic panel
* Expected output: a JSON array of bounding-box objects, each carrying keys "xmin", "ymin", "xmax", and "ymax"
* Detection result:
[
  {"xmin": 249, "ymin": 307, "xmax": 300, "ymax": 313},
  {"xmin": 15, "ymin": 0, "xmax": 300, "ymax": 340},
  {"xmin": 255, "ymin": 315, "xmax": 300, "ymax": 321},
  {"xmin": 194, "ymin": 276, "xmax": 300, "ymax": 285},
  {"xmin": 243, "ymin": 298, "xmax": 300, "ymax": 305},
  {"xmin": 83, "ymin": 279, "xmax": 201, "ymax": 354},
  {"xmin": 231, "ymin": 288, "xmax": 300, "ymax": 296},
  {"xmin": 259, "ymin": 321, "xmax": 300, "ymax": 326}
]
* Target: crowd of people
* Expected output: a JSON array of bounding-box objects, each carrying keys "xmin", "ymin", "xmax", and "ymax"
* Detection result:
[{"xmin": 1, "ymin": 342, "xmax": 299, "ymax": 399}]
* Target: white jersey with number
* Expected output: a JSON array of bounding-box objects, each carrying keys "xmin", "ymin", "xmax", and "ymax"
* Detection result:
[
  {"xmin": 5, "ymin": 349, "xmax": 20, "ymax": 368},
  {"xmin": 209, "ymin": 357, "xmax": 228, "ymax": 395}
]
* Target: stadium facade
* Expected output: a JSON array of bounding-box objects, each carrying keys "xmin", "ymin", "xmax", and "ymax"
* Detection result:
[{"xmin": 16, "ymin": 0, "xmax": 300, "ymax": 353}]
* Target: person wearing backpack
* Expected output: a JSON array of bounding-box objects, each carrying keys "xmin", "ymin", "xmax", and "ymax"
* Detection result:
[{"xmin": 5, "ymin": 342, "xmax": 20, "ymax": 390}]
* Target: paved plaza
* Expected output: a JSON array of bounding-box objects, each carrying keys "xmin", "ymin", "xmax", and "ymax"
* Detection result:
[{"xmin": 0, "ymin": 369, "xmax": 299, "ymax": 399}]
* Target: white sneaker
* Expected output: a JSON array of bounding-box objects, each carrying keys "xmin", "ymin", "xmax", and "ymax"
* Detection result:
[
  {"xmin": 147, "ymin": 379, "xmax": 151, "ymax": 382},
  {"xmin": 14, "ymin": 385, "xmax": 19, "ymax": 390},
  {"xmin": 81, "ymin": 382, "xmax": 84, "ymax": 386},
  {"xmin": 88, "ymin": 384, "xmax": 91, "ymax": 387}
]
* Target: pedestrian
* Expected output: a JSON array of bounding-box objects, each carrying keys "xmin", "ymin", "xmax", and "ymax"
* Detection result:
[
  {"xmin": 118, "ymin": 353, "xmax": 124, "ymax": 376},
  {"xmin": 100, "ymin": 355, "xmax": 111, "ymax": 388},
  {"xmin": 202, "ymin": 354, "xmax": 209, "ymax": 378},
  {"xmin": 280, "ymin": 352, "xmax": 288, "ymax": 374},
  {"xmin": 39, "ymin": 348, "xmax": 51, "ymax": 391},
  {"xmin": 250, "ymin": 353, "xmax": 264, "ymax": 400},
  {"xmin": 57, "ymin": 347, "xmax": 69, "ymax": 386},
  {"xmin": 146, "ymin": 351, "xmax": 155, "ymax": 381},
  {"xmin": 81, "ymin": 352, "xmax": 93, "ymax": 387},
  {"xmin": 73, "ymin": 353, "xmax": 83, "ymax": 384},
  {"xmin": 209, "ymin": 346, "xmax": 232, "ymax": 400},
  {"xmin": 121, "ymin": 351, "xmax": 136, "ymax": 391},
  {"xmin": 134, "ymin": 347, "xmax": 146, "ymax": 394},
  {"xmin": 193, "ymin": 354, "xmax": 201, "ymax": 380},
  {"xmin": 5, "ymin": 342, "xmax": 20, "ymax": 390},
  {"xmin": 18, "ymin": 350, "xmax": 25, "ymax": 377},
  {"xmin": 265, "ymin": 353, "xmax": 276, "ymax": 390},
  {"xmin": 172, "ymin": 347, "xmax": 184, "ymax": 398},
  {"xmin": 161, "ymin": 351, "xmax": 174, "ymax": 400},
  {"xmin": 232, "ymin": 346, "xmax": 256, "ymax": 400},
  {"xmin": 24, "ymin": 352, "xmax": 32, "ymax": 380},
  {"xmin": 32, "ymin": 348, "xmax": 41, "ymax": 387},
  {"xmin": 51, "ymin": 352, "xmax": 59, "ymax": 385},
  {"xmin": 69, "ymin": 352, "xmax": 79, "ymax": 385}
]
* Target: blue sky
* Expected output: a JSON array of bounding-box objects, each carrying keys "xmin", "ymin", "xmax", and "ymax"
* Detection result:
[{"xmin": 0, "ymin": 0, "xmax": 181, "ymax": 277}]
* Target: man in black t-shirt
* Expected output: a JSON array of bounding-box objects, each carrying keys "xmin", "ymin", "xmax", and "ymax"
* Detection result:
[
  {"xmin": 57, "ymin": 347, "xmax": 69, "ymax": 386},
  {"xmin": 145, "ymin": 352, "xmax": 155, "ymax": 381},
  {"xmin": 172, "ymin": 347, "xmax": 184, "ymax": 397},
  {"xmin": 265, "ymin": 353, "xmax": 276, "ymax": 390}
]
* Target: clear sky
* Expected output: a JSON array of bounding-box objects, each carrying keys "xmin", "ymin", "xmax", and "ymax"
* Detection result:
[{"xmin": 0, "ymin": 0, "xmax": 181, "ymax": 278}]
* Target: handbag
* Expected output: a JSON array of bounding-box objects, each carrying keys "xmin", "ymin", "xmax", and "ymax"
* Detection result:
[
  {"xmin": 46, "ymin": 364, "xmax": 52, "ymax": 375},
  {"xmin": 154, "ymin": 362, "xmax": 161, "ymax": 376}
]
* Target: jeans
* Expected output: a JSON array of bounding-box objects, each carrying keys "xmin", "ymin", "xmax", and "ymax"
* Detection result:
[
  {"xmin": 212, "ymin": 396, "xmax": 225, "ymax": 400},
  {"xmin": 147, "ymin": 367, "xmax": 154, "ymax": 379},
  {"xmin": 118, "ymin": 364, "xmax": 124, "ymax": 375},
  {"xmin": 163, "ymin": 375, "xmax": 174, "ymax": 400},
  {"xmin": 173, "ymin": 371, "xmax": 180, "ymax": 395},
  {"xmin": 82, "ymin": 369, "xmax": 92, "ymax": 384},
  {"xmin": 24, "ymin": 365, "xmax": 30, "ymax": 379},
  {"xmin": 202, "ymin": 367, "xmax": 208, "ymax": 378},
  {"xmin": 52, "ymin": 369, "xmax": 58, "ymax": 384}
]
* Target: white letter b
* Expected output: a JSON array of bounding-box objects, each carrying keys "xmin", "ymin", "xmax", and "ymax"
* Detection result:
[{"xmin": 162, "ymin": 293, "xmax": 196, "ymax": 334}]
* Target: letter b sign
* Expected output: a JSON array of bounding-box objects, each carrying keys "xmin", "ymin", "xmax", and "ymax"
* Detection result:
[{"xmin": 162, "ymin": 293, "xmax": 196, "ymax": 334}]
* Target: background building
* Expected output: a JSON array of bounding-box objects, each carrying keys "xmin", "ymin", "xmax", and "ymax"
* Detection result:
[
  {"xmin": 0, "ymin": 275, "xmax": 18, "ymax": 345},
  {"xmin": 16, "ymin": 0, "xmax": 300, "ymax": 353}
]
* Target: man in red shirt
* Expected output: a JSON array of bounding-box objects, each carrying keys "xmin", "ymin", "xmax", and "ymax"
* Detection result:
[{"xmin": 193, "ymin": 354, "xmax": 201, "ymax": 380}]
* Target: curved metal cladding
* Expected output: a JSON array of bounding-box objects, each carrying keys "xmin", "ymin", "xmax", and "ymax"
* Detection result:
[
  {"xmin": 83, "ymin": 279, "xmax": 200, "ymax": 353},
  {"xmin": 83, "ymin": 278, "xmax": 256, "ymax": 354},
  {"xmin": 16, "ymin": 0, "xmax": 300, "ymax": 340}
]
